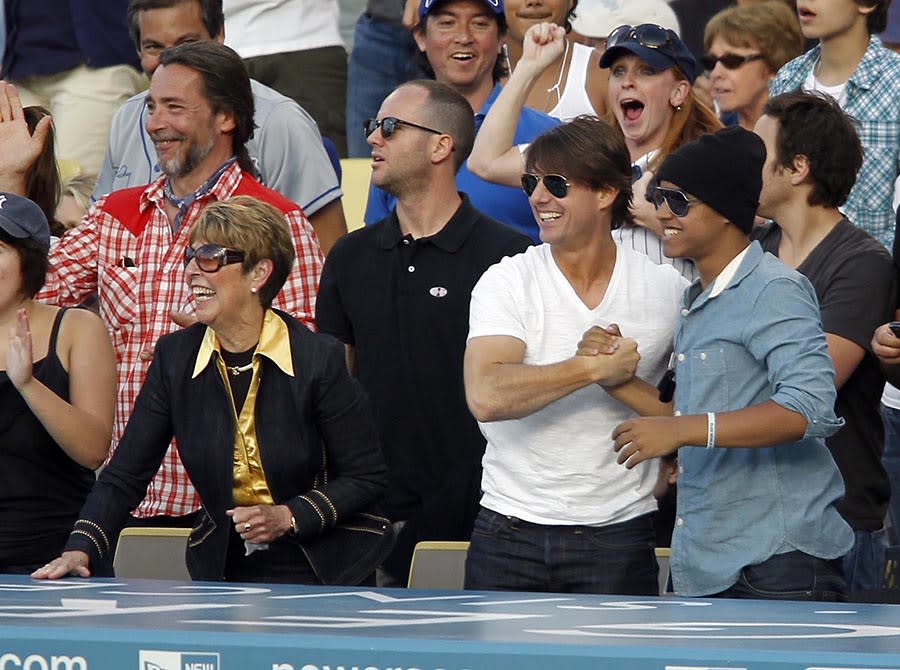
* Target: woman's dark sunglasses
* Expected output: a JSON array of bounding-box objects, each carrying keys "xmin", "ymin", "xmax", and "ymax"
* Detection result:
[
  {"xmin": 184, "ymin": 244, "xmax": 245, "ymax": 272},
  {"xmin": 364, "ymin": 116, "xmax": 445, "ymax": 140},
  {"xmin": 646, "ymin": 184, "xmax": 696, "ymax": 217},
  {"xmin": 700, "ymin": 52, "xmax": 765, "ymax": 71},
  {"xmin": 521, "ymin": 173, "xmax": 570, "ymax": 198},
  {"xmin": 607, "ymin": 24, "xmax": 675, "ymax": 51}
]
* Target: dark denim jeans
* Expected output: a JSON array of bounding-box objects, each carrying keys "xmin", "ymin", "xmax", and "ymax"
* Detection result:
[
  {"xmin": 882, "ymin": 404, "xmax": 900, "ymax": 547},
  {"xmin": 464, "ymin": 507, "xmax": 659, "ymax": 595},
  {"xmin": 843, "ymin": 527, "xmax": 887, "ymax": 593},
  {"xmin": 345, "ymin": 13, "xmax": 424, "ymax": 157},
  {"xmin": 712, "ymin": 550, "xmax": 847, "ymax": 601}
]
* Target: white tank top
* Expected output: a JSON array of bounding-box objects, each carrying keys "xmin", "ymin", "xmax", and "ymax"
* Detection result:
[{"xmin": 547, "ymin": 42, "xmax": 598, "ymax": 120}]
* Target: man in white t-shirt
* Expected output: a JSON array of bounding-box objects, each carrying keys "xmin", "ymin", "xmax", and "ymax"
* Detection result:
[{"xmin": 463, "ymin": 116, "xmax": 687, "ymax": 595}]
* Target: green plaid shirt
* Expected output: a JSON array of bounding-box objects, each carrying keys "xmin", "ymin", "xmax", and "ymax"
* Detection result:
[{"xmin": 772, "ymin": 36, "xmax": 900, "ymax": 250}]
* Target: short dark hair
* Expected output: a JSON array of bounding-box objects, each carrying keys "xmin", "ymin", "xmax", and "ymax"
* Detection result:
[
  {"xmin": 413, "ymin": 0, "xmax": 510, "ymax": 83},
  {"xmin": 0, "ymin": 228, "xmax": 48, "ymax": 298},
  {"xmin": 400, "ymin": 80, "xmax": 476, "ymax": 171},
  {"xmin": 158, "ymin": 41, "xmax": 256, "ymax": 173},
  {"xmin": 127, "ymin": 0, "xmax": 224, "ymax": 51},
  {"xmin": 525, "ymin": 115, "xmax": 634, "ymax": 229},
  {"xmin": 856, "ymin": 0, "xmax": 891, "ymax": 34},
  {"xmin": 762, "ymin": 91, "xmax": 863, "ymax": 209}
]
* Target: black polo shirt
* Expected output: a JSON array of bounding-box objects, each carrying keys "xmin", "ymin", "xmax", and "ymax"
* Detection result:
[{"xmin": 316, "ymin": 194, "xmax": 531, "ymax": 526}]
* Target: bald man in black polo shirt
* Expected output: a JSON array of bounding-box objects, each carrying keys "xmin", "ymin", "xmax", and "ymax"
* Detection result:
[{"xmin": 316, "ymin": 79, "xmax": 531, "ymax": 586}]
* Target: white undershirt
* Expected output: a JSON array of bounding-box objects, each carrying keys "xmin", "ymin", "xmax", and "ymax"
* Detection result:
[{"xmin": 802, "ymin": 71, "xmax": 848, "ymax": 107}]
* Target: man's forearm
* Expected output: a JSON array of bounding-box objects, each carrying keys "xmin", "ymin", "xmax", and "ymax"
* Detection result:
[{"xmin": 467, "ymin": 356, "xmax": 602, "ymax": 422}]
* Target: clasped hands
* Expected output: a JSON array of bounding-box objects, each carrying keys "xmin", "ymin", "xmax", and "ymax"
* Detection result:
[
  {"xmin": 577, "ymin": 324, "xmax": 682, "ymax": 468},
  {"xmin": 575, "ymin": 323, "xmax": 638, "ymax": 387}
]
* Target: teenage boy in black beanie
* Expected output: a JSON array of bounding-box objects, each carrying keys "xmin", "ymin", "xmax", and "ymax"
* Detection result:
[{"xmin": 582, "ymin": 127, "xmax": 854, "ymax": 600}]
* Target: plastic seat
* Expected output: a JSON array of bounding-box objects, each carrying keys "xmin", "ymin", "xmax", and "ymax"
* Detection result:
[
  {"xmin": 656, "ymin": 546, "xmax": 672, "ymax": 595},
  {"xmin": 113, "ymin": 527, "xmax": 191, "ymax": 580},
  {"xmin": 407, "ymin": 541, "xmax": 470, "ymax": 589},
  {"xmin": 338, "ymin": 157, "xmax": 373, "ymax": 232}
]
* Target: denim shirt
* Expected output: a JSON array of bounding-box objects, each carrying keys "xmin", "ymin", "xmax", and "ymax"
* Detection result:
[{"xmin": 670, "ymin": 243, "xmax": 854, "ymax": 596}]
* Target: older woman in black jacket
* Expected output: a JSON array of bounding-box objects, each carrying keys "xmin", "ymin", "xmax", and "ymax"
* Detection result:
[{"xmin": 34, "ymin": 196, "xmax": 388, "ymax": 584}]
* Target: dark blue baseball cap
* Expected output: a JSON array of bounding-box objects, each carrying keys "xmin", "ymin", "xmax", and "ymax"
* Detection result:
[
  {"xmin": 0, "ymin": 192, "xmax": 50, "ymax": 251},
  {"xmin": 418, "ymin": 0, "xmax": 504, "ymax": 20},
  {"xmin": 599, "ymin": 23, "xmax": 697, "ymax": 83}
]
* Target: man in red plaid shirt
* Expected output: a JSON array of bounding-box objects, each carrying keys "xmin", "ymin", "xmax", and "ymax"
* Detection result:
[{"xmin": 38, "ymin": 41, "xmax": 324, "ymax": 528}]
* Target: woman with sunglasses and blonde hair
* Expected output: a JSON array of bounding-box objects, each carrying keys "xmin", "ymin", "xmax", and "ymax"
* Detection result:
[
  {"xmin": 468, "ymin": 22, "xmax": 719, "ymax": 281},
  {"xmin": 702, "ymin": 1, "xmax": 804, "ymax": 130},
  {"xmin": 34, "ymin": 196, "xmax": 389, "ymax": 585}
]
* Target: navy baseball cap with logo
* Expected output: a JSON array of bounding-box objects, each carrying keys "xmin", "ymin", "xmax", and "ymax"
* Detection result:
[
  {"xmin": 419, "ymin": 0, "xmax": 504, "ymax": 20},
  {"xmin": 599, "ymin": 23, "xmax": 697, "ymax": 83},
  {"xmin": 0, "ymin": 192, "xmax": 50, "ymax": 251}
]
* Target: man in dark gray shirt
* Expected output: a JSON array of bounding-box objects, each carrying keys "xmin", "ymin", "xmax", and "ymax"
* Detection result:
[{"xmin": 753, "ymin": 91, "xmax": 897, "ymax": 595}]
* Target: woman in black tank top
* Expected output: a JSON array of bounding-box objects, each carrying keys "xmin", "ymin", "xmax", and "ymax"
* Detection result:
[{"xmin": 0, "ymin": 195, "xmax": 116, "ymax": 573}]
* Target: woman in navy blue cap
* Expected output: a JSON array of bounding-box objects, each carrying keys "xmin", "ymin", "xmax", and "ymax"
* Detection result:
[
  {"xmin": 0, "ymin": 192, "xmax": 116, "ymax": 573},
  {"xmin": 599, "ymin": 23, "xmax": 720, "ymax": 174},
  {"xmin": 598, "ymin": 23, "xmax": 720, "ymax": 281}
]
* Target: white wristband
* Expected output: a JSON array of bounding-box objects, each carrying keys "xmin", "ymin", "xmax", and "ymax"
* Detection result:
[{"xmin": 706, "ymin": 412, "xmax": 716, "ymax": 449}]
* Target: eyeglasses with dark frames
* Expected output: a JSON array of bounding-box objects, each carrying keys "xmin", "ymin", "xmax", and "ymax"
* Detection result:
[
  {"xmin": 521, "ymin": 173, "xmax": 571, "ymax": 199},
  {"xmin": 607, "ymin": 24, "xmax": 676, "ymax": 52},
  {"xmin": 700, "ymin": 52, "xmax": 765, "ymax": 71},
  {"xmin": 364, "ymin": 116, "xmax": 446, "ymax": 140},
  {"xmin": 646, "ymin": 183, "xmax": 698, "ymax": 217},
  {"xmin": 184, "ymin": 243, "xmax": 246, "ymax": 272}
]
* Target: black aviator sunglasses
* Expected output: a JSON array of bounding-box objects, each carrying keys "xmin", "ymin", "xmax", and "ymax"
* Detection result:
[
  {"xmin": 521, "ymin": 173, "xmax": 571, "ymax": 199},
  {"xmin": 184, "ymin": 244, "xmax": 246, "ymax": 272},
  {"xmin": 607, "ymin": 24, "xmax": 676, "ymax": 52},
  {"xmin": 646, "ymin": 183, "xmax": 697, "ymax": 217}
]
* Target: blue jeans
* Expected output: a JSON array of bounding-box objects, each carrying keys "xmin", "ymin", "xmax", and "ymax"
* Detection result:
[
  {"xmin": 712, "ymin": 550, "xmax": 846, "ymax": 601},
  {"xmin": 843, "ymin": 528, "xmax": 888, "ymax": 593},
  {"xmin": 882, "ymin": 404, "xmax": 900, "ymax": 547},
  {"xmin": 464, "ymin": 507, "xmax": 659, "ymax": 595},
  {"xmin": 345, "ymin": 13, "xmax": 424, "ymax": 157}
]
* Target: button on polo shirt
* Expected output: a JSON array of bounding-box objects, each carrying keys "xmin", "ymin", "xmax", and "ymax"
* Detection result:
[{"xmin": 316, "ymin": 194, "xmax": 532, "ymax": 521}]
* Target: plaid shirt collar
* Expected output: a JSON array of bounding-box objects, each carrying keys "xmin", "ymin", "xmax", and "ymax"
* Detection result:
[
  {"xmin": 785, "ymin": 36, "xmax": 886, "ymax": 92},
  {"xmin": 139, "ymin": 159, "xmax": 245, "ymax": 212}
]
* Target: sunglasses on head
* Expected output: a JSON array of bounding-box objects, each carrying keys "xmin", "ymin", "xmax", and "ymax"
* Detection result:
[
  {"xmin": 521, "ymin": 173, "xmax": 570, "ymax": 199},
  {"xmin": 423, "ymin": 0, "xmax": 499, "ymax": 8},
  {"xmin": 646, "ymin": 183, "xmax": 697, "ymax": 217},
  {"xmin": 184, "ymin": 243, "xmax": 245, "ymax": 272},
  {"xmin": 700, "ymin": 52, "xmax": 765, "ymax": 71},
  {"xmin": 364, "ymin": 116, "xmax": 445, "ymax": 140},
  {"xmin": 607, "ymin": 24, "xmax": 675, "ymax": 51}
]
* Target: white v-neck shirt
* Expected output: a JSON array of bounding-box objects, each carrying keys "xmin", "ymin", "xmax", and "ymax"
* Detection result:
[{"xmin": 468, "ymin": 243, "xmax": 688, "ymax": 525}]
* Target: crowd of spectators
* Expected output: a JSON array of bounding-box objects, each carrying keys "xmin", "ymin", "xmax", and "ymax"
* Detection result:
[{"xmin": 2, "ymin": 0, "xmax": 900, "ymax": 603}]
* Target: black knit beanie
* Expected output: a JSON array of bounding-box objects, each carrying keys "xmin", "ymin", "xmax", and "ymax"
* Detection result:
[{"xmin": 655, "ymin": 127, "xmax": 765, "ymax": 234}]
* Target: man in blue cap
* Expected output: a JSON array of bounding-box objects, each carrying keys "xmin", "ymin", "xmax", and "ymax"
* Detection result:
[{"xmin": 362, "ymin": 0, "xmax": 559, "ymax": 243}]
